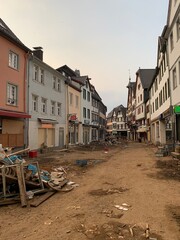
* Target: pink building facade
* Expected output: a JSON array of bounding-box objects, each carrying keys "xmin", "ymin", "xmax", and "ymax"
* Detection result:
[{"xmin": 0, "ymin": 19, "xmax": 30, "ymax": 148}]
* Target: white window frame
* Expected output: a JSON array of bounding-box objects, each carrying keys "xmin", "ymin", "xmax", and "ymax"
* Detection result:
[
  {"xmin": 40, "ymin": 69, "xmax": 44, "ymax": 84},
  {"xmin": 57, "ymin": 79, "xmax": 61, "ymax": 92},
  {"xmin": 57, "ymin": 103, "xmax": 62, "ymax": 116},
  {"xmin": 51, "ymin": 101, "xmax": 55, "ymax": 115},
  {"xmin": 83, "ymin": 89, "xmax": 86, "ymax": 100},
  {"xmin": 7, "ymin": 83, "xmax": 18, "ymax": 105},
  {"xmin": 41, "ymin": 98, "xmax": 47, "ymax": 114},
  {"xmin": 32, "ymin": 94, "xmax": 38, "ymax": 112},
  {"xmin": 33, "ymin": 65, "xmax": 39, "ymax": 81},
  {"xmin": 53, "ymin": 76, "xmax": 56, "ymax": 89},
  {"xmin": 9, "ymin": 51, "xmax": 19, "ymax": 70}
]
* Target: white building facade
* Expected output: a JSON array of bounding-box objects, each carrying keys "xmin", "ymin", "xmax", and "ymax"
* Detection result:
[
  {"xmin": 166, "ymin": 0, "xmax": 180, "ymax": 142},
  {"xmin": 150, "ymin": 33, "xmax": 171, "ymax": 145},
  {"xmin": 28, "ymin": 49, "xmax": 66, "ymax": 150}
]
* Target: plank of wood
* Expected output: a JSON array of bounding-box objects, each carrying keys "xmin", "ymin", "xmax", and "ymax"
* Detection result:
[
  {"xmin": 7, "ymin": 148, "xmax": 30, "ymax": 157},
  {"xmin": 16, "ymin": 164, "xmax": 28, "ymax": 207},
  {"xmin": 0, "ymin": 198, "xmax": 20, "ymax": 206},
  {"xmin": 30, "ymin": 191, "xmax": 56, "ymax": 207}
]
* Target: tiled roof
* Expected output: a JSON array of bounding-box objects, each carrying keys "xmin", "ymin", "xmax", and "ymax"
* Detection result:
[
  {"xmin": 0, "ymin": 18, "xmax": 30, "ymax": 52},
  {"xmin": 137, "ymin": 69, "xmax": 156, "ymax": 89},
  {"xmin": 56, "ymin": 65, "xmax": 77, "ymax": 77},
  {"xmin": 107, "ymin": 104, "xmax": 127, "ymax": 118}
]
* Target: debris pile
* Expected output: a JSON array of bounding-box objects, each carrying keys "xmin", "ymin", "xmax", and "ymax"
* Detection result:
[
  {"xmin": 76, "ymin": 222, "xmax": 161, "ymax": 240},
  {"xmin": 0, "ymin": 147, "xmax": 76, "ymax": 207}
]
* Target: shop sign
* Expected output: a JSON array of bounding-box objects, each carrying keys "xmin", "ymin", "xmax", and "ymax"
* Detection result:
[
  {"xmin": 69, "ymin": 114, "xmax": 77, "ymax": 121},
  {"xmin": 174, "ymin": 105, "xmax": 180, "ymax": 114}
]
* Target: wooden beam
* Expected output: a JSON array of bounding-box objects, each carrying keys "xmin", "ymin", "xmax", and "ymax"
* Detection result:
[
  {"xmin": 16, "ymin": 164, "xmax": 28, "ymax": 207},
  {"xmin": 30, "ymin": 191, "xmax": 56, "ymax": 207}
]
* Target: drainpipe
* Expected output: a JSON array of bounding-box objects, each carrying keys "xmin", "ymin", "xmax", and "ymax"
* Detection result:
[
  {"xmin": 66, "ymin": 82, "xmax": 69, "ymax": 149},
  {"xmin": 24, "ymin": 51, "xmax": 31, "ymax": 149}
]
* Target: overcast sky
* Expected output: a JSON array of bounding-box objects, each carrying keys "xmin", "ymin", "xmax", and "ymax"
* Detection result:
[{"xmin": 1, "ymin": 0, "xmax": 169, "ymax": 113}]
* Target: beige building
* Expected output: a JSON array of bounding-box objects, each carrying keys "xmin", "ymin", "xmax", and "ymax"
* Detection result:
[
  {"xmin": 57, "ymin": 65, "xmax": 82, "ymax": 145},
  {"xmin": 135, "ymin": 69, "xmax": 155, "ymax": 142},
  {"xmin": 149, "ymin": 30, "xmax": 171, "ymax": 145},
  {"xmin": 166, "ymin": 0, "xmax": 180, "ymax": 142}
]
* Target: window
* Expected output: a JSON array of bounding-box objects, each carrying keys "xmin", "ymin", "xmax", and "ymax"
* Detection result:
[
  {"xmin": 155, "ymin": 97, "xmax": 159, "ymax": 111},
  {"xmin": 53, "ymin": 76, "xmax": 56, "ymax": 89},
  {"xmin": 163, "ymin": 86, "xmax": 165, "ymax": 103},
  {"xmin": 51, "ymin": 101, "xmax": 55, "ymax": 115},
  {"xmin": 40, "ymin": 69, "xmax": 44, "ymax": 84},
  {"xmin": 83, "ymin": 107, "xmax": 86, "ymax": 118},
  {"xmin": 142, "ymin": 105, "xmax": 143, "ymax": 113},
  {"xmin": 138, "ymin": 84, "xmax": 141, "ymax": 90},
  {"xmin": 57, "ymin": 79, "xmax": 61, "ymax": 92},
  {"xmin": 33, "ymin": 65, "xmax": 38, "ymax": 81},
  {"xmin": 41, "ymin": 98, "xmax": 47, "ymax": 114},
  {"xmin": 32, "ymin": 95, "xmax": 38, "ymax": 111},
  {"xmin": 75, "ymin": 95, "xmax": 79, "ymax": 108},
  {"xmin": 87, "ymin": 91, "xmax": 90, "ymax": 101},
  {"xmin": 9, "ymin": 51, "xmax": 18, "ymax": 70},
  {"xmin": 173, "ymin": 67, "xmax": 177, "ymax": 89},
  {"xmin": 165, "ymin": 83, "xmax": 167, "ymax": 100},
  {"xmin": 167, "ymin": 79, "xmax": 170, "ymax": 98},
  {"xmin": 159, "ymin": 92, "xmax": 162, "ymax": 107},
  {"xmin": 170, "ymin": 32, "xmax": 174, "ymax": 51},
  {"xmin": 69, "ymin": 93, "xmax": 73, "ymax": 105},
  {"xmin": 57, "ymin": 103, "xmax": 61, "ymax": 116},
  {"xmin": 176, "ymin": 17, "xmax": 180, "ymax": 40},
  {"xmin": 155, "ymin": 79, "xmax": 158, "ymax": 92},
  {"xmin": 87, "ymin": 109, "xmax": 90, "ymax": 119},
  {"xmin": 140, "ymin": 94, "xmax": 142, "ymax": 101},
  {"xmin": 7, "ymin": 83, "xmax": 17, "ymax": 105},
  {"xmin": 83, "ymin": 89, "xmax": 86, "ymax": 100}
]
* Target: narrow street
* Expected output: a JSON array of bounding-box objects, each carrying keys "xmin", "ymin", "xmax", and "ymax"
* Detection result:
[{"xmin": 0, "ymin": 142, "xmax": 180, "ymax": 240}]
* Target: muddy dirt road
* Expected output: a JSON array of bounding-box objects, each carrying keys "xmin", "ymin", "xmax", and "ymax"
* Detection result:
[{"xmin": 0, "ymin": 142, "xmax": 180, "ymax": 240}]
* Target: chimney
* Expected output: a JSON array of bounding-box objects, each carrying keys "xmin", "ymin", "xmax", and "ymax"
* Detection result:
[
  {"xmin": 33, "ymin": 47, "xmax": 43, "ymax": 61},
  {"xmin": 75, "ymin": 69, "xmax": 80, "ymax": 76}
]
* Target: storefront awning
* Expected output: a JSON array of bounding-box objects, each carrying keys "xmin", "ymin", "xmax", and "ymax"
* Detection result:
[
  {"xmin": 38, "ymin": 118, "xmax": 58, "ymax": 124},
  {"xmin": 0, "ymin": 109, "xmax": 31, "ymax": 118}
]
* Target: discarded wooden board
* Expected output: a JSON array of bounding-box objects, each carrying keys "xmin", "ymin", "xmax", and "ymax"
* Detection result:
[
  {"xmin": 7, "ymin": 148, "xmax": 30, "ymax": 157},
  {"xmin": 16, "ymin": 164, "xmax": 28, "ymax": 207},
  {"xmin": 0, "ymin": 198, "xmax": 20, "ymax": 206},
  {"xmin": 30, "ymin": 191, "xmax": 56, "ymax": 207}
]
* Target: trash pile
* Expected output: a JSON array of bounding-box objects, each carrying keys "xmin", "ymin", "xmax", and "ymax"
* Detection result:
[{"xmin": 0, "ymin": 147, "xmax": 77, "ymax": 207}]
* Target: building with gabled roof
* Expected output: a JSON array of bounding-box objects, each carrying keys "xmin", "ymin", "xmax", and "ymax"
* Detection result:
[
  {"xmin": 0, "ymin": 18, "xmax": 31, "ymax": 148},
  {"xmin": 135, "ymin": 68, "xmax": 156, "ymax": 142},
  {"xmin": 166, "ymin": 0, "xmax": 180, "ymax": 143},
  {"xmin": 106, "ymin": 104, "xmax": 128, "ymax": 138},
  {"xmin": 57, "ymin": 65, "xmax": 83, "ymax": 145},
  {"xmin": 28, "ymin": 48, "xmax": 67, "ymax": 150},
  {"xmin": 126, "ymin": 80, "xmax": 136, "ymax": 140},
  {"xmin": 149, "ymin": 26, "xmax": 171, "ymax": 145}
]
